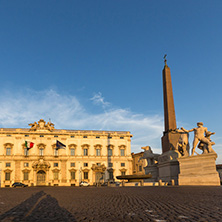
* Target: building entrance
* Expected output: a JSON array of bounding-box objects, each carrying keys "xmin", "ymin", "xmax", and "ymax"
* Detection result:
[
  {"xmin": 95, "ymin": 172, "xmax": 103, "ymax": 183},
  {"xmin": 37, "ymin": 170, "xmax": 46, "ymax": 185}
]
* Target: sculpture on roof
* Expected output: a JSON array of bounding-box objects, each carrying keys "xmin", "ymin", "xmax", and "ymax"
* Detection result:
[{"xmin": 29, "ymin": 119, "xmax": 55, "ymax": 132}]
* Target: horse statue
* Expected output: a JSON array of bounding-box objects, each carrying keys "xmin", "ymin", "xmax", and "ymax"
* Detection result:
[{"xmin": 139, "ymin": 146, "xmax": 160, "ymax": 166}]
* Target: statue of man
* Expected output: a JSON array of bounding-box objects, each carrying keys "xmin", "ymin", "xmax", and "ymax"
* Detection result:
[{"xmin": 181, "ymin": 122, "xmax": 213, "ymax": 156}]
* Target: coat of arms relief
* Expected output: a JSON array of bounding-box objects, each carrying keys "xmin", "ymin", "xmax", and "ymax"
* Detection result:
[{"xmin": 29, "ymin": 119, "xmax": 55, "ymax": 132}]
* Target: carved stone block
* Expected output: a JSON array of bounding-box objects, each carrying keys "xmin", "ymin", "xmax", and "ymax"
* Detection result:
[{"xmin": 178, "ymin": 153, "xmax": 220, "ymax": 186}]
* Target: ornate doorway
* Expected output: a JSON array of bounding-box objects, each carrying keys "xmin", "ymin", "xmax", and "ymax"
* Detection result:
[
  {"xmin": 37, "ymin": 170, "xmax": 46, "ymax": 185},
  {"xmin": 95, "ymin": 172, "xmax": 103, "ymax": 183}
]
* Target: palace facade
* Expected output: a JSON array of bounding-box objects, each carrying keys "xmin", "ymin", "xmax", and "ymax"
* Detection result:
[{"xmin": 0, "ymin": 119, "xmax": 133, "ymax": 187}]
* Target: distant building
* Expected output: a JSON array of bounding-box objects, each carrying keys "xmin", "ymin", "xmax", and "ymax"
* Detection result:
[
  {"xmin": 131, "ymin": 151, "xmax": 146, "ymax": 175},
  {"xmin": 0, "ymin": 119, "xmax": 133, "ymax": 187}
]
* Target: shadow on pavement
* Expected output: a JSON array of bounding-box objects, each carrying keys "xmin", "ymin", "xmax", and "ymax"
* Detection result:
[{"xmin": 0, "ymin": 191, "xmax": 76, "ymax": 222}]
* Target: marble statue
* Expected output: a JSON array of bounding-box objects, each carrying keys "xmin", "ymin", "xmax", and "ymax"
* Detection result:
[
  {"xmin": 175, "ymin": 129, "xmax": 190, "ymax": 157},
  {"xmin": 139, "ymin": 146, "xmax": 160, "ymax": 166},
  {"xmin": 181, "ymin": 122, "xmax": 216, "ymax": 156}
]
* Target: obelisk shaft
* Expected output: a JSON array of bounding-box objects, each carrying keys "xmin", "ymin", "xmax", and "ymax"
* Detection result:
[
  {"xmin": 162, "ymin": 65, "xmax": 177, "ymax": 132},
  {"xmin": 161, "ymin": 62, "xmax": 180, "ymax": 153}
]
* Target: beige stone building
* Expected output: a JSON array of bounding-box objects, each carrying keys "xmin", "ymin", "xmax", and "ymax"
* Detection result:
[
  {"xmin": 0, "ymin": 119, "xmax": 133, "ymax": 187},
  {"xmin": 131, "ymin": 152, "xmax": 146, "ymax": 175}
]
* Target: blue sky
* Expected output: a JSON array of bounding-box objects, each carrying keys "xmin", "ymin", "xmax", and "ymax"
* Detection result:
[{"xmin": 0, "ymin": 1, "xmax": 222, "ymax": 162}]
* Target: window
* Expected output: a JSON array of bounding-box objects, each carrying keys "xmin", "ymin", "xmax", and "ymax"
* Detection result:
[
  {"xmin": 121, "ymin": 171, "xmax": 126, "ymax": 176},
  {"xmin": 83, "ymin": 136, "xmax": 87, "ymax": 138},
  {"xmin": 6, "ymin": 162, "xmax": 11, "ymax": 167},
  {"xmin": 120, "ymin": 149, "xmax": 125, "ymax": 156},
  {"xmin": 96, "ymin": 149, "xmax": 101, "ymax": 156},
  {"xmin": 54, "ymin": 163, "xmax": 59, "ymax": 167},
  {"xmin": 40, "ymin": 135, "xmax": 44, "ymax": 137},
  {"xmin": 54, "ymin": 135, "xmax": 58, "ymax": 138},
  {"xmin": 53, "ymin": 172, "xmax": 59, "ymax": 180},
  {"xmin": 23, "ymin": 172, "xmax": 29, "ymax": 180},
  {"xmin": 70, "ymin": 171, "xmax": 75, "ymax": 180},
  {"xmin": 121, "ymin": 163, "xmax": 125, "ymax": 167},
  {"xmin": 96, "ymin": 163, "xmax": 101, "ymax": 166},
  {"xmin": 120, "ymin": 137, "xmax": 124, "ymax": 139},
  {"xmin": 25, "ymin": 135, "xmax": 29, "ymax": 137},
  {"xmin": 108, "ymin": 149, "xmax": 112, "ymax": 156},
  {"xmin": 70, "ymin": 162, "xmax": 75, "ymax": 167},
  {"xmin": 139, "ymin": 165, "xmax": 142, "ymax": 172},
  {"xmin": 5, "ymin": 172, "xmax": 10, "ymax": 181},
  {"xmin": 109, "ymin": 171, "xmax": 114, "ymax": 180},
  {"xmin": 108, "ymin": 162, "xmax": 113, "ymax": 167},
  {"xmin": 108, "ymin": 136, "xmax": 112, "ymax": 139},
  {"xmin": 6, "ymin": 148, "xmax": 11, "ymax": 156},
  {"xmin": 96, "ymin": 136, "xmax": 100, "ymax": 139},
  {"xmin": 70, "ymin": 136, "xmax": 75, "ymax": 138},
  {"xmin": 83, "ymin": 149, "xmax": 88, "ymax": 156},
  {"xmin": 54, "ymin": 149, "xmax": 59, "ymax": 156},
  {"xmin": 70, "ymin": 148, "xmax": 75, "ymax": 156},
  {"xmin": 7, "ymin": 135, "xmax": 11, "ymax": 137},
  {"xmin": 84, "ymin": 172, "xmax": 88, "ymax": 180},
  {"xmin": 84, "ymin": 163, "xmax": 88, "ymax": 167},
  {"xmin": 39, "ymin": 148, "xmax": 44, "ymax": 156},
  {"xmin": 24, "ymin": 162, "xmax": 29, "ymax": 167},
  {"xmin": 24, "ymin": 148, "xmax": 29, "ymax": 156}
]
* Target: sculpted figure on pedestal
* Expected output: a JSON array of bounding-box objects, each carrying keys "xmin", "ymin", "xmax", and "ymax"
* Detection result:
[
  {"xmin": 139, "ymin": 146, "xmax": 160, "ymax": 166},
  {"xmin": 173, "ymin": 129, "xmax": 190, "ymax": 157},
  {"xmin": 29, "ymin": 122, "xmax": 38, "ymax": 131},
  {"xmin": 181, "ymin": 122, "xmax": 216, "ymax": 156},
  {"xmin": 46, "ymin": 122, "xmax": 55, "ymax": 132}
]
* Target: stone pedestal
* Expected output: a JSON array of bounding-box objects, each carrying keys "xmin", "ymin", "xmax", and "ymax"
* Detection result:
[
  {"xmin": 178, "ymin": 153, "xmax": 220, "ymax": 186},
  {"xmin": 144, "ymin": 165, "xmax": 158, "ymax": 182},
  {"xmin": 158, "ymin": 150, "xmax": 181, "ymax": 185},
  {"xmin": 161, "ymin": 132, "xmax": 180, "ymax": 153}
]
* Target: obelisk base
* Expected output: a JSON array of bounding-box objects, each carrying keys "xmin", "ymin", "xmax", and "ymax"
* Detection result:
[
  {"xmin": 178, "ymin": 153, "xmax": 220, "ymax": 186},
  {"xmin": 161, "ymin": 132, "xmax": 180, "ymax": 153}
]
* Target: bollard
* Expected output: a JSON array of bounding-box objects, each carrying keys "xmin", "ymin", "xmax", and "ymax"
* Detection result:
[
  {"xmin": 158, "ymin": 179, "xmax": 162, "ymax": 186},
  {"xmin": 171, "ymin": 179, "xmax": 175, "ymax": 186}
]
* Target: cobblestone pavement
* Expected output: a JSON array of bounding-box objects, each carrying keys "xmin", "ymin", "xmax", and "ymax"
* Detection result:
[{"xmin": 0, "ymin": 186, "xmax": 221, "ymax": 222}]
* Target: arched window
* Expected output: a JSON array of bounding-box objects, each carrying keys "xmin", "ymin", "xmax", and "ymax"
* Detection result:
[
  {"xmin": 82, "ymin": 144, "xmax": 89, "ymax": 156},
  {"xmin": 4, "ymin": 169, "xmax": 12, "ymax": 181},
  {"xmin": 94, "ymin": 144, "xmax": 102, "ymax": 156},
  {"xmin": 4, "ymin": 143, "xmax": 13, "ymax": 156},
  {"xmin": 119, "ymin": 145, "xmax": 126, "ymax": 156},
  {"xmin": 107, "ymin": 145, "xmax": 114, "ymax": 156},
  {"xmin": 68, "ymin": 144, "xmax": 77, "ymax": 156},
  {"xmin": 37, "ymin": 143, "xmax": 46, "ymax": 156}
]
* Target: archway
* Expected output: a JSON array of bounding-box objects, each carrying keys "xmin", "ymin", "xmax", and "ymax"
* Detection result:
[{"xmin": 37, "ymin": 170, "xmax": 46, "ymax": 185}]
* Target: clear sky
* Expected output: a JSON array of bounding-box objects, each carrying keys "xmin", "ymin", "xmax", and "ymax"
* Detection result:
[{"xmin": 0, "ymin": 1, "xmax": 222, "ymax": 162}]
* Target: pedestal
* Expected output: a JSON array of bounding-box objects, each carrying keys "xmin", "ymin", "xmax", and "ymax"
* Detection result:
[
  {"xmin": 144, "ymin": 165, "xmax": 158, "ymax": 182},
  {"xmin": 178, "ymin": 153, "xmax": 220, "ymax": 186},
  {"xmin": 158, "ymin": 150, "xmax": 181, "ymax": 185}
]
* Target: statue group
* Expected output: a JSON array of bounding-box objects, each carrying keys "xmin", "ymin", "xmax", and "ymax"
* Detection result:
[
  {"xmin": 140, "ymin": 122, "xmax": 216, "ymax": 167},
  {"xmin": 177, "ymin": 122, "xmax": 216, "ymax": 157}
]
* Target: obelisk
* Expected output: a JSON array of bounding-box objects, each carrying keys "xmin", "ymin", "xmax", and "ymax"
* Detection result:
[{"xmin": 161, "ymin": 55, "xmax": 180, "ymax": 153}]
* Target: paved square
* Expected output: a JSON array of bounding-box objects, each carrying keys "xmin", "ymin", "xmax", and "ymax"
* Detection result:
[{"xmin": 0, "ymin": 186, "xmax": 221, "ymax": 221}]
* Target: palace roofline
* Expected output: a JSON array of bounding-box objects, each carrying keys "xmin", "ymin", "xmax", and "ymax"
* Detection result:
[{"xmin": 0, "ymin": 127, "xmax": 132, "ymax": 136}]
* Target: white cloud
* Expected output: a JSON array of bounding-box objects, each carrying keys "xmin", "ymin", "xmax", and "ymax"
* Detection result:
[
  {"xmin": 0, "ymin": 89, "xmax": 163, "ymax": 154},
  {"xmin": 90, "ymin": 92, "xmax": 110, "ymax": 108},
  {"xmin": 0, "ymin": 88, "xmax": 221, "ymax": 163}
]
